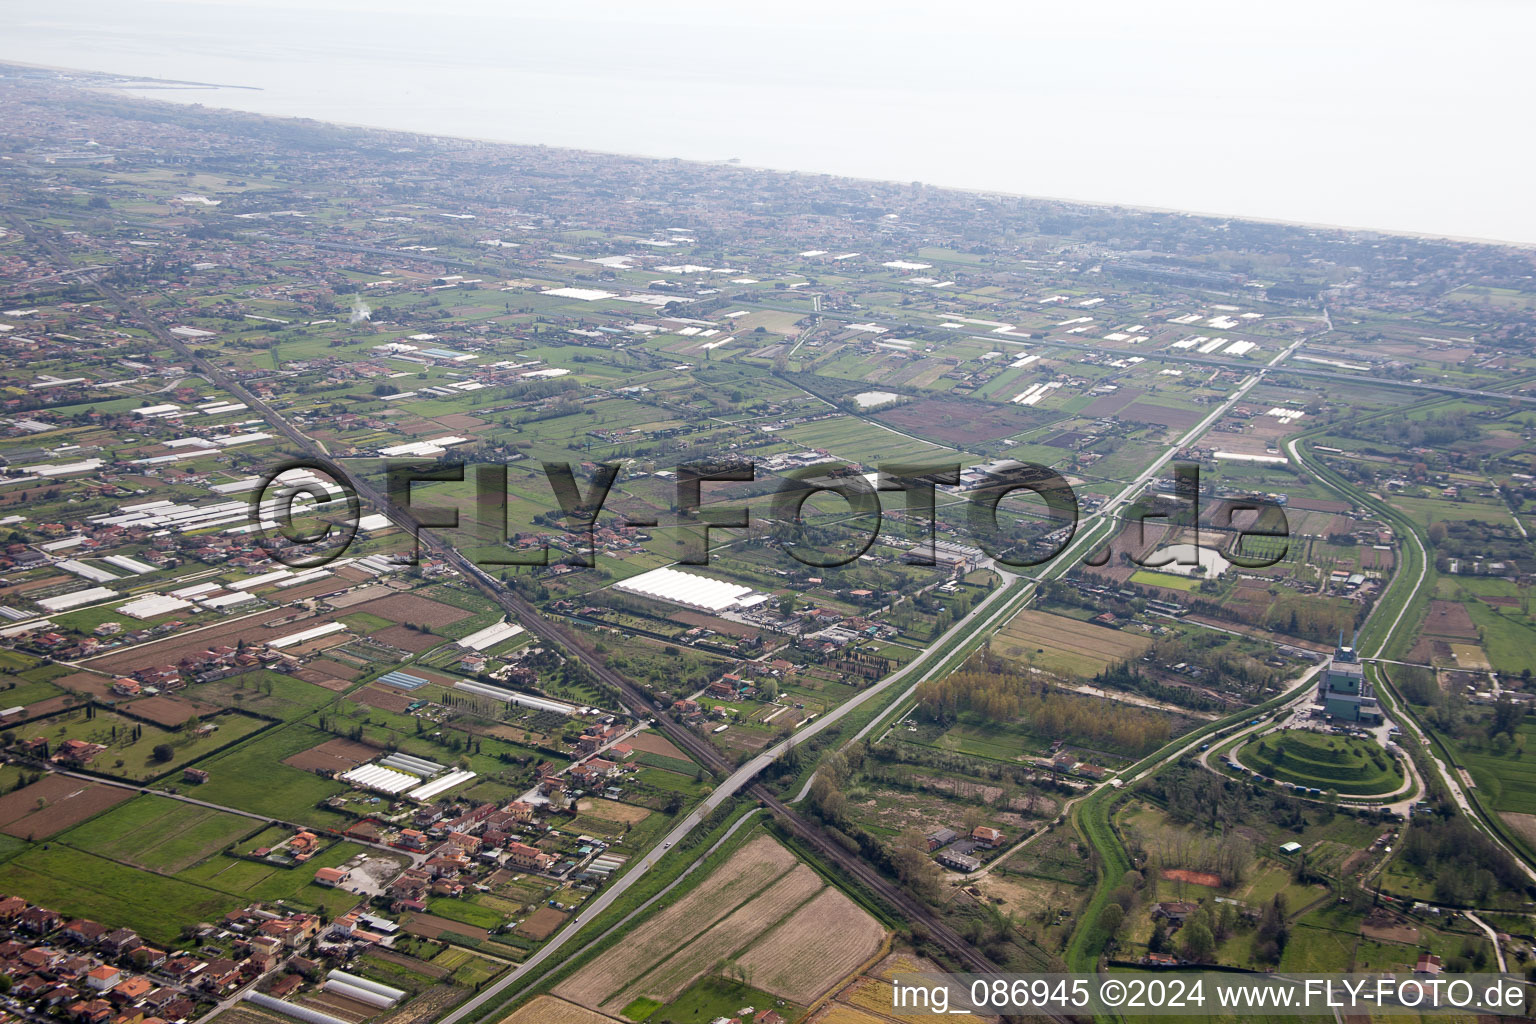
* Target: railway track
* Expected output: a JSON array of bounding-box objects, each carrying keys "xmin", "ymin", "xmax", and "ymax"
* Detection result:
[{"xmin": 11, "ymin": 214, "xmax": 1067, "ymax": 1017}]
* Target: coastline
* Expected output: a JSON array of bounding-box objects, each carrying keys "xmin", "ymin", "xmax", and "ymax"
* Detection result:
[{"xmin": 5, "ymin": 57, "xmax": 1531, "ymax": 251}]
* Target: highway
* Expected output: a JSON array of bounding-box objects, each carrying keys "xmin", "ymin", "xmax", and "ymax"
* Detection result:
[
  {"xmin": 15, "ymin": 210, "xmax": 1514, "ymax": 1015},
  {"xmin": 1287, "ymin": 433, "xmax": 1536, "ymax": 888},
  {"xmin": 8, "ymin": 213, "xmax": 1051, "ymax": 1020}
]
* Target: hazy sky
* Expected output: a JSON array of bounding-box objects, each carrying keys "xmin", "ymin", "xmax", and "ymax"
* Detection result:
[{"xmin": 4, "ymin": 0, "xmax": 1534, "ymax": 243}]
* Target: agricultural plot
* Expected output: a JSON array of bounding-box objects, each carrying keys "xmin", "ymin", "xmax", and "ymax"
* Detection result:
[
  {"xmin": 0, "ymin": 843, "xmax": 241, "ymax": 943},
  {"xmin": 552, "ymin": 837, "xmax": 799, "ymax": 1008},
  {"xmin": 557, "ymin": 835, "xmax": 883, "ymax": 1016},
  {"xmin": 189, "ymin": 724, "xmax": 350, "ymax": 821},
  {"xmin": 29, "ymin": 706, "xmax": 268, "ymax": 781},
  {"xmin": 58, "ymin": 796, "xmax": 256, "ymax": 873},
  {"xmin": 734, "ymin": 886, "xmax": 887, "ymax": 1004},
  {"xmin": 1455, "ymin": 723, "xmax": 1536, "ymax": 815},
  {"xmin": 993, "ymin": 609, "xmax": 1151, "ymax": 677},
  {"xmin": 500, "ymin": 996, "xmax": 617, "ymax": 1024},
  {"xmin": 0, "ymin": 776, "xmax": 134, "ymax": 839},
  {"xmin": 605, "ymin": 864, "xmax": 824, "ymax": 1013}
]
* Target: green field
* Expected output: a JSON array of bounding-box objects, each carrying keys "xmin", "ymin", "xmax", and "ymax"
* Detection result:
[
  {"xmin": 34, "ymin": 706, "xmax": 268, "ymax": 781},
  {"xmin": 187, "ymin": 723, "xmax": 349, "ymax": 821},
  {"xmin": 1129, "ymin": 570, "xmax": 1201, "ymax": 592},
  {"xmin": 1455, "ymin": 722, "xmax": 1536, "ymax": 814},
  {"xmin": 1239, "ymin": 730, "xmax": 1403, "ymax": 796},
  {"xmin": 58, "ymin": 796, "xmax": 257, "ymax": 873}
]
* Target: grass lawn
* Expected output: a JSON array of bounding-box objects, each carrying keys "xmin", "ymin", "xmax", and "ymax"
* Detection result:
[
  {"xmin": 1451, "ymin": 722, "xmax": 1536, "ymax": 814},
  {"xmin": 33, "ymin": 706, "xmax": 268, "ymax": 781},
  {"xmin": 659, "ymin": 975, "xmax": 803, "ymax": 1024},
  {"xmin": 188, "ymin": 723, "xmax": 349, "ymax": 821},
  {"xmin": 57, "ymin": 795, "xmax": 258, "ymax": 873},
  {"xmin": 427, "ymin": 897, "xmax": 505, "ymax": 930},
  {"xmin": 0, "ymin": 843, "xmax": 236, "ymax": 945},
  {"xmin": 1239, "ymin": 730, "xmax": 1403, "ymax": 796},
  {"xmin": 1129, "ymin": 570, "xmax": 1201, "ymax": 592}
]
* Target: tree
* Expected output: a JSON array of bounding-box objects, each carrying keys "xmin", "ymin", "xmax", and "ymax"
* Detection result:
[
  {"xmin": 152, "ymin": 743, "xmax": 175, "ymax": 763},
  {"xmin": 1179, "ymin": 919, "xmax": 1215, "ymax": 963}
]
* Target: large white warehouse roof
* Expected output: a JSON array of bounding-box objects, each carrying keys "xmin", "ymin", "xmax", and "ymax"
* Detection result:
[{"xmin": 613, "ymin": 566, "xmax": 757, "ymax": 613}]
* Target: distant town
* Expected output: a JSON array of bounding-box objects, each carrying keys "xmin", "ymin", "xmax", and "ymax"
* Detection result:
[{"xmin": 0, "ymin": 60, "xmax": 1533, "ymax": 1024}]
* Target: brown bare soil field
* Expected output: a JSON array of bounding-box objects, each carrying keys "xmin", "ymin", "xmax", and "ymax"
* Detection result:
[
  {"xmin": 624, "ymin": 731, "xmax": 689, "ymax": 761},
  {"xmin": 555, "ymin": 835, "xmax": 796, "ymax": 1008},
  {"xmin": 514, "ymin": 906, "xmax": 567, "ymax": 940},
  {"xmin": 83, "ymin": 615, "xmax": 301, "ymax": 672},
  {"xmin": 735, "ymin": 886, "xmax": 887, "ymax": 1004},
  {"xmin": 212, "ymin": 1008, "xmax": 289, "ymax": 1024},
  {"xmin": 17, "ymin": 695, "xmax": 75, "ymax": 720},
  {"xmin": 298, "ymin": 991, "xmax": 372, "ymax": 1022},
  {"xmin": 0, "ymin": 575, "xmax": 71, "ymax": 597},
  {"xmin": 353, "ymin": 685, "xmax": 415, "ymax": 713},
  {"xmin": 573, "ymin": 798, "xmax": 651, "ymax": 824},
  {"xmin": 55, "ymin": 671, "xmax": 113, "ymax": 698},
  {"xmin": 125, "ymin": 695, "xmax": 217, "ymax": 727},
  {"xmin": 1081, "ymin": 387, "xmax": 1144, "ymax": 417},
  {"xmin": 1361, "ymin": 919, "xmax": 1420, "ymax": 944},
  {"xmin": 346, "ymin": 593, "xmax": 470, "ymax": 628},
  {"xmin": 875, "ymin": 399, "xmax": 1039, "ymax": 444},
  {"xmin": 1120, "ymin": 402, "xmax": 1202, "ymax": 430},
  {"xmin": 1161, "ymin": 868, "xmax": 1222, "ymax": 887},
  {"xmin": 1422, "ymin": 600, "xmax": 1478, "ymax": 640},
  {"xmin": 277, "ymin": 579, "xmax": 350, "ymax": 603},
  {"xmin": 379, "ymin": 985, "xmax": 464, "ymax": 1024},
  {"xmin": 499, "ymin": 996, "xmax": 620, "ymax": 1024},
  {"xmin": 371, "ymin": 625, "xmax": 445, "ymax": 652},
  {"xmin": 295, "ymin": 668, "xmax": 352, "ymax": 691},
  {"xmin": 606, "ymin": 863, "xmax": 824, "ymax": 1013},
  {"xmin": 1359, "ymin": 547, "xmax": 1395, "ymax": 570},
  {"xmin": 1501, "ymin": 812, "xmax": 1536, "ymax": 849},
  {"xmin": 283, "ymin": 738, "xmax": 381, "ymax": 775},
  {"xmin": 402, "ymin": 913, "xmax": 489, "ymax": 941},
  {"xmin": 325, "ymin": 584, "xmax": 395, "ymax": 609},
  {"xmin": 308, "ymin": 658, "xmax": 361, "ymax": 680},
  {"xmin": 434, "ymin": 413, "xmax": 487, "ymax": 431},
  {"xmin": 0, "ymin": 777, "xmax": 134, "ymax": 839},
  {"xmin": 285, "ymin": 635, "xmax": 354, "ymax": 658},
  {"xmin": 1288, "ymin": 497, "xmax": 1351, "ymax": 514}
]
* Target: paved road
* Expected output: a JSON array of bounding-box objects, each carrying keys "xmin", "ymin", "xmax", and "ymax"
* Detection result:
[
  {"xmin": 794, "ymin": 332, "xmax": 1311, "ymax": 802},
  {"xmin": 1466, "ymin": 911, "xmax": 1508, "ymax": 973},
  {"xmin": 436, "ymin": 810, "xmax": 761, "ymax": 1024},
  {"xmin": 1286, "ymin": 436, "xmax": 1536, "ymax": 887},
  {"xmin": 39, "ymin": 765, "xmax": 429, "ymax": 868}
]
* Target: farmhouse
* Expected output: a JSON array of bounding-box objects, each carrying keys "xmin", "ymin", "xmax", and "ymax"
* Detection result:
[
  {"xmin": 314, "ymin": 867, "xmax": 349, "ymax": 888},
  {"xmin": 1151, "ymin": 901, "xmax": 1200, "ymax": 925},
  {"xmin": 51, "ymin": 739, "xmax": 106, "ymax": 767},
  {"xmin": 925, "ymin": 827, "xmax": 958, "ymax": 851},
  {"xmin": 936, "ymin": 850, "xmax": 981, "ymax": 873},
  {"xmin": 971, "ymin": 826, "xmax": 1004, "ymax": 848}
]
